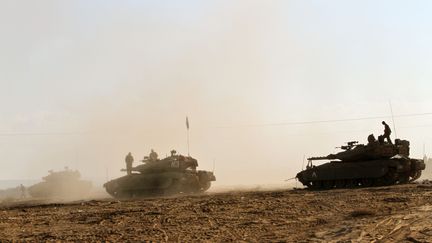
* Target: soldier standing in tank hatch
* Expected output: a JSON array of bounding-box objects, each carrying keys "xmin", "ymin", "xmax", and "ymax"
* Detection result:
[
  {"xmin": 149, "ymin": 149, "xmax": 158, "ymax": 162},
  {"xmin": 382, "ymin": 121, "xmax": 392, "ymax": 144},
  {"xmin": 367, "ymin": 134, "xmax": 378, "ymax": 146},
  {"xmin": 125, "ymin": 152, "xmax": 134, "ymax": 175},
  {"xmin": 170, "ymin": 149, "xmax": 177, "ymax": 156}
]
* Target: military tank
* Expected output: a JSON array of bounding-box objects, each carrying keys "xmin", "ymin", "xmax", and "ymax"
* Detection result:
[
  {"xmin": 296, "ymin": 136, "xmax": 425, "ymax": 189},
  {"xmin": 104, "ymin": 151, "xmax": 216, "ymax": 199},
  {"xmin": 28, "ymin": 168, "xmax": 92, "ymax": 198}
]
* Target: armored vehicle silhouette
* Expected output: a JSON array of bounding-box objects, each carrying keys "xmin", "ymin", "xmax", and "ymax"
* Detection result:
[
  {"xmin": 28, "ymin": 168, "xmax": 92, "ymax": 198},
  {"xmin": 104, "ymin": 152, "xmax": 216, "ymax": 198},
  {"xmin": 296, "ymin": 137, "xmax": 425, "ymax": 189}
]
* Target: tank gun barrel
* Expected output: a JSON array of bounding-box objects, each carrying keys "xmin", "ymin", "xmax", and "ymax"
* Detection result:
[{"xmin": 307, "ymin": 155, "xmax": 337, "ymax": 161}]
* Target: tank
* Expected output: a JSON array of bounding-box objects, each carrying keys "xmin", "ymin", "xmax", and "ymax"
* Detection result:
[
  {"xmin": 28, "ymin": 168, "xmax": 92, "ymax": 199},
  {"xmin": 296, "ymin": 138, "xmax": 426, "ymax": 189},
  {"xmin": 103, "ymin": 152, "xmax": 216, "ymax": 199}
]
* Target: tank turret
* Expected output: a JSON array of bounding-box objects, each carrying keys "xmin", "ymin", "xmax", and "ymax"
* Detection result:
[
  {"xmin": 308, "ymin": 139, "xmax": 410, "ymax": 162},
  {"xmin": 42, "ymin": 169, "xmax": 81, "ymax": 182},
  {"xmin": 28, "ymin": 168, "xmax": 92, "ymax": 199},
  {"xmin": 130, "ymin": 155, "xmax": 198, "ymax": 174}
]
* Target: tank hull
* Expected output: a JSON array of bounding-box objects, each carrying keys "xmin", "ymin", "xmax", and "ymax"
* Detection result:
[
  {"xmin": 297, "ymin": 157, "xmax": 425, "ymax": 189},
  {"xmin": 104, "ymin": 170, "xmax": 215, "ymax": 199}
]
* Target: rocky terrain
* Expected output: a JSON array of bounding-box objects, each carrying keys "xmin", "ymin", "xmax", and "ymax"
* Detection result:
[{"xmin": 0, "ymin": 183, "xmax": 432, "ymax": 242}]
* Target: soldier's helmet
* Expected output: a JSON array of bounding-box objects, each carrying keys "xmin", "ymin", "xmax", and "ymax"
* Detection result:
[{"xmin": 367, "ymin": 134, "xmax": 376, "ymax": 143}]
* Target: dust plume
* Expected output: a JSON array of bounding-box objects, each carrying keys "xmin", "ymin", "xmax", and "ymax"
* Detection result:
[{"xmin": 2, "ymin": 1, "xmax": 302, "ymax": 189}]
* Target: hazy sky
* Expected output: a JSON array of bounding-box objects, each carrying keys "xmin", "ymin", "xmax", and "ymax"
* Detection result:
[{"xmin": 1, "ymin": 1, "xmax": 432, "ymax": 185}]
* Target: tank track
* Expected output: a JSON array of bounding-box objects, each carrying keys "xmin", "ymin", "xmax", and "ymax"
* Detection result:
[
  {"xmin": 105, "ymin": 179, "xmax": 212, "ymax": 199},
  {"xmin": 303, "ymin": 169, "xmax": 422, "ymax": 190}
]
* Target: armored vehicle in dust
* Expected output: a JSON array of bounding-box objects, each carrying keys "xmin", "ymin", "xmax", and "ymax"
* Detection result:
[
  {"xmin": 28, "ymin": 168, "xmax": 92, "ymax": 198},
  {"xmin": 104, "ymin": 152, "xmax": 216, "ymax": 198},
  {"xmin": 296, "ymin": 137, "xmax": 425, "ymax": 189}
]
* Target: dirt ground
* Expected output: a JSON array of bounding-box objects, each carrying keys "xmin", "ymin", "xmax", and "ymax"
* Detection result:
[{"xmin": 0, "ymin": 183, "xmax": 432, "ymax": 242}]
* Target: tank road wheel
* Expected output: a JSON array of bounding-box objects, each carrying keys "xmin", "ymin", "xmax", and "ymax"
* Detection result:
[
  {"xmin": 114, "ymin": 190, "xmax": 132, "ymax": 199},
  {"xmin": 398, "ymin": 174, "xmax": 410, "ymax": 184},
  {"xmin": 334, "ymin": 180, "xmax": 346, "ymax": 189},
  {"xmin": 383, "ymin": 168, "xmax": 398, "ymax": 186},
  {"xmin": 374, "ymin": 177, "xmax": 387, "ymax": 187},
  {"xmin": 361, "ymin": 178, "xmax": 374, "ymax": 187},
  {"xmin": 163, "ymin": 179, "xmax": 182, "ymax": 195},
  {"xmin": 345, "ymin": 179, "xmax": 356, "ymax": 188},
  {"xmin": 104, "ymin": 182, "xmax": 120, "ymax": 197},
  {"xmin": 383, "ymin": 176, "xmax": 396, "ymax": 186},
  {"xmin": 309, "ymin": 181, "xmax": 322, "ymax": 190},
  {"xmin": 199, "ymin": 181, "xmax": 211, "ymax": 192},
  {"xmin": 322, "ymin": 180, "xmax": 334, "ymax": 190},
  {"xmin": 139, "ymin": 189, "xmax": 163, "ymax": 198}
]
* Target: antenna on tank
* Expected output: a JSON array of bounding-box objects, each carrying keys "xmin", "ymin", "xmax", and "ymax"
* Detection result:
[
  {"xmin": 301, "ymin": 154, "xmax": 306, "ymax": 170},
  {"xmin": 212, "ymin": 159, "xmax": 216, "ymax": 173},
  {"xmin": 186, "ymin": 116, "xmax": 190, "ymax": 156},
  {"xmin": 389, "ymin": 100, "xmax": 397, "ymax": 139}
]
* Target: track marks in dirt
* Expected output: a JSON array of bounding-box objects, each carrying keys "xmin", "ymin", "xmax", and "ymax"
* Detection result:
[{"xmin": 0, "ymin": 184, "xmax": 431, "ymax": 241}]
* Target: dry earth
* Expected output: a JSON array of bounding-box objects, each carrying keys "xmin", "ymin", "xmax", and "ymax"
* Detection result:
[{"xmin": 0, "ymin": 183, "xmax": 432, "ymax": 242}]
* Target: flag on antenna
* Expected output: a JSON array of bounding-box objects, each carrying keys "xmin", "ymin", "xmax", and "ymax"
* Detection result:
[{"xmin": 186, "ymin": 116, "xmax": 189, "ymax": 130}]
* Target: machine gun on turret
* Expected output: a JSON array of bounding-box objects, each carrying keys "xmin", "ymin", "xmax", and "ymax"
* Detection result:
[
  {"xmin": 308, "ymin": 141, "xmax": 364, "ymax": 161},
  {"xmin": 336, "ymin": 141, "xmax": 359, "ymax": 150}
]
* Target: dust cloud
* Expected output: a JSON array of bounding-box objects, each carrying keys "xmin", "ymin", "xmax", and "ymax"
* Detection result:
[{"xmin": 1, "ymin": 1, "xmax": 306, "ymax": 190}]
